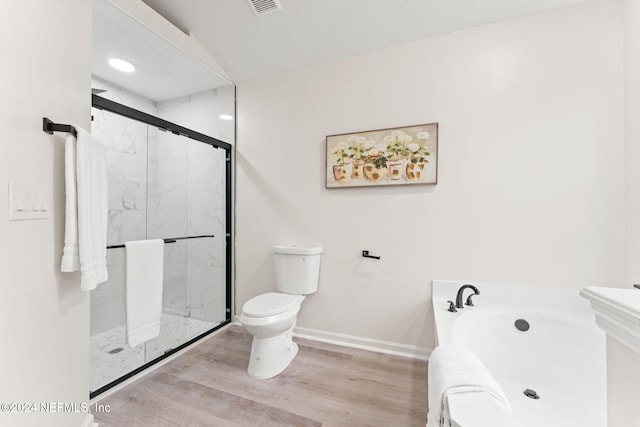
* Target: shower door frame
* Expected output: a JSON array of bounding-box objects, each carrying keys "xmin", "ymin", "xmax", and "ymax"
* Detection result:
[{"xmin": 90, "ymin": 94, "xmax": 233, "ymax": 399}]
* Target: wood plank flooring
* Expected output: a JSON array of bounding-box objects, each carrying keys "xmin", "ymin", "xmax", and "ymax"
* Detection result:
[{"xmin": 93, "ymin": 326, "xmax": 428, "ymax": 426}]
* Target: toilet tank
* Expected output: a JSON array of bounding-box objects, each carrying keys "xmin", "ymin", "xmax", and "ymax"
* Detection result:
[{"xmin": 273, "ymin": 246, "xmax": 323, "ymax": 295}]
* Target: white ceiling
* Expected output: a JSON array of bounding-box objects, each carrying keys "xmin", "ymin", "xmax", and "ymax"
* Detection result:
[
  {"xmin": 93, "ymin": 0, "xmax": 231, "ymax": 101},
  {"xmin": 139, "ymin": 0, "xmax": 590, "ymax": 83}
]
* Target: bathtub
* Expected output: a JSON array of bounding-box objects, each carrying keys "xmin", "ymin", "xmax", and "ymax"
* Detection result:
[{"xmin": 431, "ymin": 280, "xmax": 606, "ymax": 427}]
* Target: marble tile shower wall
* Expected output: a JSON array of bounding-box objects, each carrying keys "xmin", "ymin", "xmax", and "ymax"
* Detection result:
[
  {"xmin": 90, "ymin": 115, "xmax": 154, "ymax": 333},
  {"xmin": 90, "ymin": 78, "xmax": 156, "ymax": 335},
  {"xmin": 156, "ymin": 86, "xmax": 235, "ymax": 144},
  {"xmin": 154, "ymin": 100, "xmax": 228, "ymax": 324},
  {"xmin": 89, "ymin": 78, "xmax": 229, "ymax": 336},
  {"xmin": 92, "ymin": 76, "xmax": 158, "ymax": 115},
  {"xmin": 186, "ymin": 143, "xmax": 226, "ymax": 323}
]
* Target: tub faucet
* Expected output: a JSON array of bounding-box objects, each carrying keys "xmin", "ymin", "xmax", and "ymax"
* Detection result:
[{"xmin": 455, "ymin": 284, "xmax": 480, "ymax": 309}]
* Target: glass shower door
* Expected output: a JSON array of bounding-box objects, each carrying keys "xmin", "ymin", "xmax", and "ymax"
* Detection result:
[
  {"xmin": 144, "ymin": 130, "xmax": 228, "ymax": 360},
  {"xmin": 89, "ymin": 106, "xmax": 150, "ymax": 392},
  {"xmin": 89, "ymin": 102, "xmax": 230, "ymax": 396}
]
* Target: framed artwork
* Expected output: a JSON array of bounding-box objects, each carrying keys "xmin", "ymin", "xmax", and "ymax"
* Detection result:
[{"xmin": 326, "ymin": 123, "xmax": 438, "ymax": 188}]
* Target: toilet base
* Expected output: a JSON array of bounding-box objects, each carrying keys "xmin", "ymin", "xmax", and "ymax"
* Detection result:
[{"xmin": 247, "ymin": 325, "xmax": 298, "ymax": 379}]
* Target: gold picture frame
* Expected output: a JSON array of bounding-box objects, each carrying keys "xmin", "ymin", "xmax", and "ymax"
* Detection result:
[{"xmin": 326, "ymin": 123, "xmax": 438, "ymax": 188}]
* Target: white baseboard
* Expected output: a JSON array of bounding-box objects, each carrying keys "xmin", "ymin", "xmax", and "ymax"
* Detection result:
[
  {"xmin": 294, "ymin": 325, "xmax": 431, "ymax": 361},
  {"xmin": 80, "ymin": 414, "xmax": 98, "ymax": 427},
  {"xmin": 232, "ymin": 317, "xmax": 431, "ymax": 360}
]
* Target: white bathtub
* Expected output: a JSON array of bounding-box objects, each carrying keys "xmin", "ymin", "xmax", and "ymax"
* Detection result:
[{"xmin": 432, "ymin": 280, "xmax": 606, "ymax": 427}]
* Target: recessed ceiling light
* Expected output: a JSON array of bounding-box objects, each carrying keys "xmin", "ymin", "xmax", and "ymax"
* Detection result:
[
  {"xmin": 108, "ymin": 58, "xmax": 135, "ymax": 73},
  {"xmin": 219, "ymin": 114, "xmax": 234, "ymax": 120}
]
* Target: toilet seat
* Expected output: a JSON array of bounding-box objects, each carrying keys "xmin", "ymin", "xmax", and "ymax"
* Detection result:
[{"xmin": 242, "ymin": 292, "xmax": 304, "ymax": 318}]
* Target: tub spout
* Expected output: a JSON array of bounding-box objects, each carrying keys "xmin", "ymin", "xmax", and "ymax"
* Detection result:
[{"xmin": 455, "ymin": 284, "xmax": 480, "ymax": 309}]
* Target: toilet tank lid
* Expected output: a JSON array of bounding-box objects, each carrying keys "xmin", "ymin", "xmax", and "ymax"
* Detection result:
[{"xmin": 273, "ymin": 245, "xmax": 323, "ymax": 255}]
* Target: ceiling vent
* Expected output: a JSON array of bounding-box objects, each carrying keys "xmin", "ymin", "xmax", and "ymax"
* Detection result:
[{"xmin": 248, "ymin": 0, "xmax": 282, "ymax": 16}]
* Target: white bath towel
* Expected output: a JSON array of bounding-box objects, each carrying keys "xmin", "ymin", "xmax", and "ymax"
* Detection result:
[
  {"xmin": 125, "ymin": 239, "xmax": 164, "ymax": 347},
  {"xmin": 75, "ymin": 127, "xmax": 109, "ymax": 290},
  {"xmin": 427, "ymin": 345, "xmax": 511, "ymax": 427},
  {"xmin": 60, "ymin": 133, "xmax": 80, "ymax": 272},
  {"xmin": 60, "ymin": 127, "xmax": 108, "ymax": 290}
]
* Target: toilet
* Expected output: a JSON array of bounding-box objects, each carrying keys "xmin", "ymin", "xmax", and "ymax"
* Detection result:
[{"xmin": 239, "ymin": 245, "xmax": 323, "ymax": 379}]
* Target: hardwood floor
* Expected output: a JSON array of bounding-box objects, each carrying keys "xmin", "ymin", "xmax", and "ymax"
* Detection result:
[{"xmin": 93, "ymin": 326, "xmax": 428, "ymax": 426}]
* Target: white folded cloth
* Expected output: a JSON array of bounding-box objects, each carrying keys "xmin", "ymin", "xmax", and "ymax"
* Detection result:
[
  {"xmin": 125, "ymin": 239, "xmax": 164, "ymax": 347},
  {"xmin": 75, "ymin": 127, "xmax": 109, "ymax": 290},
  {"xmin": 60, "ymin": 127, "xmax": 109, "ymax": 291},
  {"xmin": 60, "ymin": 133, "xmax": 80, "ymax": 272},
  {"xmin": 427, "ymin": 345, "xmax": 511, "ymax": 427}
]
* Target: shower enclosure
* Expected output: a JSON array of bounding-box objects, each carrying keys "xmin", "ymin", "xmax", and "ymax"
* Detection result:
[{"xmin": 89, "ymin": 93, "xmax": 232, "ymax": 397}]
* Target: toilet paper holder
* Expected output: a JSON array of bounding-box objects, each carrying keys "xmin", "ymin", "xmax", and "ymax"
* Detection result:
[{"xmin": 362, "ymin": 250, "xmax": 381, "ymax": 260}]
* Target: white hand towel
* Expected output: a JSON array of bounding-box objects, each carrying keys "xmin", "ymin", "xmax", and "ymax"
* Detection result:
[
  {"xmin": 75, "ymin": 127, "xmax": 109, "ymax": 290},
  {"xmin": 427, "ymin": 345, "xmax": 511, "ymax": 427},
  {"xmin": 61, "ymin": 133, "xmax": 80, "ymax": 272},
  {"xmin": 125, "ymin": 239, "xmax": 164, "ymax": 347}
]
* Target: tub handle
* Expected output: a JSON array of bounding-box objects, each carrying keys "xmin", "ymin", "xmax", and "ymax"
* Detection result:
[{"xmin": 447, "ymin": 300, "xmax": 457, "ymax": 313}]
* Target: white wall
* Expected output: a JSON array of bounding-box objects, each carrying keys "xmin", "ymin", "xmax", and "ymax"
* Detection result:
[
  {"xmin": 607, "ymin": 0, "xmax": 640, "ymax": 425},
  {"xmin": 236, "ymin": 0, "xmax": 625, "ymax": 351},
  {"xmin": 625, "ymin": 0, "xmax": 640, "ymax": 285},
  {"xmin": 0, "ymin": 2, "xmax": 92, "ymax": 427}
]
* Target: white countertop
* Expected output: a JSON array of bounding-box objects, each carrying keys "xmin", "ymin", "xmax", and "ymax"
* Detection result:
[{"xmin": 580, "ymin": 287, "xmax": 640, "ymax": 353}]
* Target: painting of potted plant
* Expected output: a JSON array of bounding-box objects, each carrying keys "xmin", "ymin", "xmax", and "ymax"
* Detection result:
[
  {"xmin": 330, "ymin": 141, "xmax": 353, "ymax": 184},
  {"xmin": 385, "ymin": 130, "xmax": 412, "ymax": 180},
  {"xmin": 405, "ymin": 131, "xmax": 432, "ymax": 181},
  {"xmin": 362, "ymin": 140, "xmax": 389, "ymax": 182},
  {"xmin": 326, "ymin": 123, "xmax": 438, "ymax": 188},
  {"xmin": 346, "ymin": 135, "xmax": 366, "ymax": 179}
]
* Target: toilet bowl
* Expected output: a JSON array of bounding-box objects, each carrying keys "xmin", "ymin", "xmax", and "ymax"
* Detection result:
[
  {"xmin": 239, "ymin": 245, "xmax": 323, "ymax": 379},
  {"xmin": 239, "ymin": 293, "xmax": 305, "ymax": 379}
]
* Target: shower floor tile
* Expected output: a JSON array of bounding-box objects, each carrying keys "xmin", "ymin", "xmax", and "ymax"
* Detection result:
[{"xmin": 90, "ymin": 313, "xmax": 217, "ymax": 392}]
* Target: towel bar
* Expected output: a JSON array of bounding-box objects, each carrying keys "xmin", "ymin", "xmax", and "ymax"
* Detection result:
[
  {"xmin": 106, "ymin": 235, "xmax": 214, "ymax": 250},
  {"xmin": 43, "ymin": 117, "xmax": 77, "ymax": 138}
]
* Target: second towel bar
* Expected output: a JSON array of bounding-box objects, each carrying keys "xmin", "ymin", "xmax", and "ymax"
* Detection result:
[{"xmin": 106, "ymin": 235, "xmax": 214, "ymax": 250}]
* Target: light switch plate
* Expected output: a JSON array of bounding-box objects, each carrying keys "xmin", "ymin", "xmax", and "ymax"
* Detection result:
[{"xmin": 8, "ymin": 180, "xmax": 48, "ymax": 220}]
